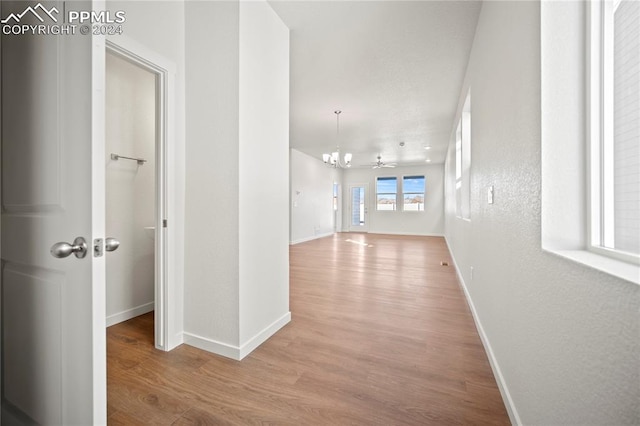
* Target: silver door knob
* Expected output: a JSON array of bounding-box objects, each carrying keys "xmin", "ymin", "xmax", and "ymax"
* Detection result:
[
  {"xmin": 50, "ymin": 237, "xmax": 88, "ymax": 259},
  {"xmin": 105, "ymin": 238, "xmax": 120, "ymax": 252}
]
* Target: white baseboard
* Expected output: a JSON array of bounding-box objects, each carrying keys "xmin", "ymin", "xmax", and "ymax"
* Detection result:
[
  {"xmin": 106, "ymin": 301, "xmax": 154, "ymax": 327},
  {"xmin": 290, "ymin": 232, "xmax": 334, "ymax": 245},
  {"xmin": 367, "ymin": 231, "xmax": 444, "ymax": 237},
  {"xmin": 183, "ymin": 311, "xmax": 291, "ymax": 361},
  {"xmin": 183, "ymin": 332, "xmax": 241, "ymax": 360},
  {"xmin": 444, "ymin": 237, "xmax": 522, "ymax": 426},
  {"xmin": 239, "ymin": 311, "xmax": 291, "ymax": 359}
]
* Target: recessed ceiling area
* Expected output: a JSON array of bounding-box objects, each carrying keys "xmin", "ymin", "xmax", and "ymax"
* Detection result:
[{"xmin": 269, "ymin": 0, "xmax": 482, "ymax": 167}]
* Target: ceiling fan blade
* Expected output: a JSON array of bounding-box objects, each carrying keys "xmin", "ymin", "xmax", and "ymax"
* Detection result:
[{"xmin": 382, "ymin": 164, "xmax": 396, "ymax": 168}]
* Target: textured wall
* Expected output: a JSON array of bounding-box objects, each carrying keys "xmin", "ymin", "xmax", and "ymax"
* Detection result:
[{"xmin": 444, "ymin": 1, "xmax": 639, "ymax": 424}]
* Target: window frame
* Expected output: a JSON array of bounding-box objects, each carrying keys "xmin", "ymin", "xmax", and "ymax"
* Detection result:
[
  {"xmin": 540, "ymin": 0, "xmax": 639, "ymax": 285},
  {"xmin": 401, "ymin": 175, "xmax": 426, "ymax": 212},
  {"xmin": 455, "ymin": 90, "xmax": 471, "ymax": 220},
  {"xmin": 588, "ymin": 0, "xmax": 640, "ymax": 265},
  {"xmin": 375, "ymin": 176, "xmax": 398, "ymax": 211},
  {"xmin": 455, "ymin": 119, "xmax": 462, "ymax": 219}
]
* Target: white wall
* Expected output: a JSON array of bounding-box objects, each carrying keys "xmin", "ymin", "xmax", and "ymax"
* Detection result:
[
  {"xmin": 184, "ymin": 0, "xmax": 290, "ymax": 359},
  {"xmin": 444, "ymin": 2, "xmax": 639, "ymax": 425},
  {"xmin": 105, "ymin": 52, "xmax": 156, "ymax": 325},
  {"xmin": 341, "ymin": 165, "xmax": 444, "ymax": 236},
  {"xmin": 184, "ymin": 0, "xmax": 241, "ymax": 349},
  {"xmin": 238, "ymin": 0, "xmax": 290, "ymax": 353},
  {"xmin": 107, "ymin": 0, "xmax": 186, "ymax": 348},
  {"xmin": 290, "ymin": 149, "xmax": 342, "ymax": 244}
]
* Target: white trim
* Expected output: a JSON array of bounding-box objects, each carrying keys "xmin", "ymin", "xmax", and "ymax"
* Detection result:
[
  {"xmin": 183, "ymin": 312, "xmax": 291, "ymax": 361},
  {"xmin": 106, "ymin": 35, "xmax": 177, "ymax": 76},
  {"xmin": 545, "ymin": 248, "xmax": 639, "ymax": 285},
  {"xmin": 105, "ymin": 302, "xmax": 154, "ymax": 327},
  {"xmin": 239, "ymin": 312, "xmax": 291, "ymax": 359},
  {"xmin": 290, "ymin": 232, "xmax": 335, "ymax": 245},
  {"xmin": 368, "ymin": 231, "xmax": 444, "ymax": 237},
  {"xmin": 600, "ymin": 0, "xmax": 615, "ymax": 249},
  {"xmin": 445, "ymin": 237, "xmax": 522, "ymax": 426},
  {"xmin": 90, "ymin": 4, "xmax": 107, "ymax": 423},
  {"xmin": 183, "ymin": 332, "xmax": 241, "ymax": 360},
  {"xmin": 587, "ymin": 0, "xmax": 603, "ymax": 251},
  {"xmin": 585, "ymin": 0, "xmax": 640, "ymax": 275}
]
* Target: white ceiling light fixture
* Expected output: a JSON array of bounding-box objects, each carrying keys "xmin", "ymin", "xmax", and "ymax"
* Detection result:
[{"xmin": 323, "ymin": 110, "xmax": 352, "ymax": 168}]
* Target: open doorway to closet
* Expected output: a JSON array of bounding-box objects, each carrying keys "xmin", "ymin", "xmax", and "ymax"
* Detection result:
[
  {"xmin": 105, "ymin": 50, "xmax": 157, "ymax": 331},
  {"xmin": 104, "ymin": 39, "xmax": 175, "ymax": 351}
]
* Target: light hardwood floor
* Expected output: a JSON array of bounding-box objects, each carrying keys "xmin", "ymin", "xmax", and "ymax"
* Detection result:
[{"xmin": 107, "ymin": 233, "xmax": 510, "ymax": 425}]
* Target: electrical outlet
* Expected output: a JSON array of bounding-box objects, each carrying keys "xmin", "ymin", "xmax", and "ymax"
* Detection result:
[
  {"xmin": 470, "ymin": 266, "xmax": 474, "ymax": 281},
  {"xmin": 488, "ymin": 186, "xmax": 494, "ymax": 204}
]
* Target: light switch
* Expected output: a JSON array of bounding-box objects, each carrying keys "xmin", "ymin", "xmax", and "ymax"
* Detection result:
[{"xmin": 488, "ymin": 186, "xmax": 494, "ymax": 204}]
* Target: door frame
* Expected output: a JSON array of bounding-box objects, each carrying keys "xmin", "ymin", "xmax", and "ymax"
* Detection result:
[
  {"xmin": 333, "ymin": 182, "xmax": 341, "ymax": 232},
  {"xmin": 105, "ymin": 37, "xmax": 176, "ymax": 351},
  {"xmin": 348, "ymin": 183, "xmax": 370, "ymax": 232}
]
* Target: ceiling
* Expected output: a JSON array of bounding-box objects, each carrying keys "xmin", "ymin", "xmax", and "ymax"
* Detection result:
[{"xmin": 269, "ymin": 0, "xmax": 482, "ymax": 167}]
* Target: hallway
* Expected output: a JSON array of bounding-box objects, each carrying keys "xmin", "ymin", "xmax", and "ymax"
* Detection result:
[{"xmin": 107, "ymin": 234, "xmax": 509, "ymax": 424}]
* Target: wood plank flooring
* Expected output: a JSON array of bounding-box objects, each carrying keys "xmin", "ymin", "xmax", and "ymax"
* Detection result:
[{"xmin": 107, "ymin": 233, "xmax": 510, "ymax": 425}]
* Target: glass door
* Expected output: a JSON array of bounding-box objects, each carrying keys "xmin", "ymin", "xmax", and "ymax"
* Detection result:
[{"xmin": 349, "ymin": 184, "xmax": 369, "ymax": 232}]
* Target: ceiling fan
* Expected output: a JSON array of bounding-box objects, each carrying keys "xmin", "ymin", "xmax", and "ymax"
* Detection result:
[{"xmin": 372, "ymin": 155, "xmax": 396, "ymax": 169}]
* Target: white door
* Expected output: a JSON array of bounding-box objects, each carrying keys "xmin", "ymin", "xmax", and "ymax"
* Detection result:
[
  {"xmin": 349, "ymin": 184, "xmax": 369, "ymax": 232},
  {"xmin": 1, "ymin": 1, "xmax": 106, "ymax": 424}
]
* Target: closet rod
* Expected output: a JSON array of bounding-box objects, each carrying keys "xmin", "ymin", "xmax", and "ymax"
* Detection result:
[{"xmin": 111, "ymin": 153, "xmax": 147, "ymax": 165}]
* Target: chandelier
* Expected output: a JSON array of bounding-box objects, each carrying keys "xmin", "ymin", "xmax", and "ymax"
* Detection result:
[{"xmin": 322, "ymin": 110, "xmax": 352, "ymax": 168}]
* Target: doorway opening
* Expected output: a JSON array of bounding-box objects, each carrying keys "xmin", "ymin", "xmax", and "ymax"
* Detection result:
[{"xmin": 105, "ymin": 40, "xmax": 171, "ymax": 351}]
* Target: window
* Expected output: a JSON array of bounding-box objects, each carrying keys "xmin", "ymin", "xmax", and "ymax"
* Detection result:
[
  {"xmin": 541, "ymin": 0, "xmax": 638, "ymax": 283},
  {"xmin": 376, "ymin": 177, "xmax": 397, "ymax": 211},
  {"xmin": 402, "ymin": 175, "xmax": 425, "ymax": 211},
  {"xmin": 455, "ymin": 90, "xmax": 471, "ymax": 219},
  {"xmin": 589, "ymin": 0, "xmax": 640, "ymax": 263},
  {"xmin": 455, "ymin": 120, "xmax": 462, "ymax": 188}
]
